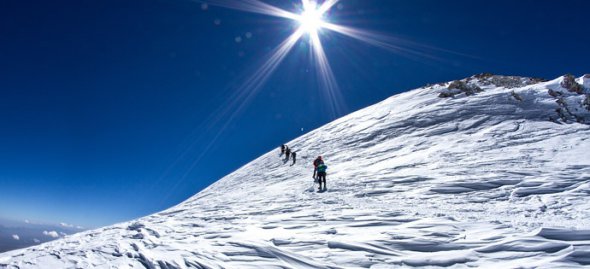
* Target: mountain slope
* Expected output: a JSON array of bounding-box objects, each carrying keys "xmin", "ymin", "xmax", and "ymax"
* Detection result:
[{"xmin": 2, "ymin": 74, "xmax": 590, "ymax": 268}]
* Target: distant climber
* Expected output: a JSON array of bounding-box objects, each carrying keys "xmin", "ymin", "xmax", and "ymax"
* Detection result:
[
  {"xmin": 284, "ymin": 147, "xmax": 291, "ymax": 161},
  {"xmin": 312, "ymin": 156, "xmax": 324, "ymax": 179},
  {"xmin": 291, "ymin": 151, "xmax": 297, "ymax": 166},
  {"xmin": 280, "ymin": 144, "xmax": 286, "ymax": 156},
  {"xmin": 316, "ymin": 162, "xmax": 328, "ymax": 191}
]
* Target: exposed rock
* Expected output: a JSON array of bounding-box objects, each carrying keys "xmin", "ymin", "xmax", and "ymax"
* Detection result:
[
  {"xmin": 438, "ymin": 74, "xmax": 543, "ymax": 98},
  {"xmin": 561, "ymin": 74, "xmax": 584, "ymax": 94},
  {"xmin": 477, "ymin": 75, "xmax": 545, "ymax": 89}
]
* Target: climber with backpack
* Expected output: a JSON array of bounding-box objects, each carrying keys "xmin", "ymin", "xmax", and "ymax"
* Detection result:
[
  {"xmin": 316, "ymin": 162, "xmax": 328, "ymax": 192},
  {"xmin": 312, "ymin": 156, "xmax": 324, "ymax": 180}
]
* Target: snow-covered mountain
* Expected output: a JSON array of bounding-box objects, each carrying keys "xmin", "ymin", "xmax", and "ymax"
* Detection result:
[{"xmin": 2, "ymin": 74, "xmax": 590, "ymax": 268}]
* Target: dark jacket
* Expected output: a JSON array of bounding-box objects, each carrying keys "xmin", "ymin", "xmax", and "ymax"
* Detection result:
[{"xmin": 313, "ymin": 158, "xmax": 323, "ymax": 168}]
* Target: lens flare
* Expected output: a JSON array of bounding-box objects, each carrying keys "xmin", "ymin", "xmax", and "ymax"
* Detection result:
[
  {"xmin": 203, "ymin": 0, "xmax": 349, "ymax": 117},
  {"xmin": 202, "ymin": 0, "xmax": 472, "ymax": 119},
  {"xmin": 297, "ymin": 1, "xmax": 324, "ymax": 34}
]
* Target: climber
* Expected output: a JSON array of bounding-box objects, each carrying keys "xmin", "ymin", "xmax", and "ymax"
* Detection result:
[
  {"xmin": 285, "ymin": 147, "xmax": 291, "ymax": 161},
  {"xmin": 316, "ymin": 162, "xmax": 328, "ymax": 191},
  {"xmin": 280, "ymin": 144, "xmax": 286, "ymax": 156},
  {"xmin": 291, "ymin": 151, "xmax": 297, "ymax": 166},
  {"xmin": 312, "ymin": 156, "xmax": 324, "ymax": 179}
]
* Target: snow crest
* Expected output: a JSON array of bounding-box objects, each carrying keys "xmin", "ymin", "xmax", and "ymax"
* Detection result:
[{"xmin": 2, "ymin": 75, "xmax": 590, "ymax": 268}]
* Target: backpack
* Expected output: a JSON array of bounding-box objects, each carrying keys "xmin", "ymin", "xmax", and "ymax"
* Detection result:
[{"xmin": 317, "ymin": 164, "xmax": 327, "ymax": 173}]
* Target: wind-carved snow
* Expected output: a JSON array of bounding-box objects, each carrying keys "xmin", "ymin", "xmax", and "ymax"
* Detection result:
[{"xmin": 2, "ymin": 75, "xmax": 590, "ymax": 268}]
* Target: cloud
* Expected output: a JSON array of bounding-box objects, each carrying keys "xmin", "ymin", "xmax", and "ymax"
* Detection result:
[
  {"xmin": 33, "ymin": 238, "xmax": 40, "ymax": 243},
  {"xmin": 24, "ymin": 220, "xmax": 30, "ymax": 224},
  {"xmin": 43, "ymin": 231, "xmax": 59, "ymax": 238},
  {"xmin": 12, "ymin": 234, "xmax": 20, "ymax": 240},
  {"xmin": 60, "ymin": 222, "xmax": 74, "ymax": 228}
]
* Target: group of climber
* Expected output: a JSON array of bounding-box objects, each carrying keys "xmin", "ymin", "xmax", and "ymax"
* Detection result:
[
  {"xmin": 280, "ymin": 144, "xmax": 297, "ymax": 165},
  {"xmin": 279, "ymin": 144, "xmax": 328, "ymax": 192}
]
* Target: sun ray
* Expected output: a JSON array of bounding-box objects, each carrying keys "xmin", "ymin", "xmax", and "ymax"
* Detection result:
[
  {"xmin": 185, "ymin": 28, "xmax": 304, "ymax": 148},
  {"xmin": 301, "ymin": 0, "xmax": 314, "ymax": 11},
  {"xmin": 309, "ymin": 31, "xmax": 346, "ymax": 117},
  {"xmin": 317, "ymin": 0, "xmax": 339, "ymax": 15},
  {"xmin": 320, "ymin": 23, "xmax": 436, "ymax": 59},
  {"xmin": 156, "ymin": 28, "xmax": 304, "ymax": 198},
  {"xmin": 200, "ymin": 0, "xmax": 474, "ymax": 123},
  {"xmin": 202, "ymin": 0, "xmax": 298, "ymax": 20},
  {"xmin": 196, "ymin": 0, "xmax": 478, "ymax": 129},
  {"xmin": 321, "ymin": 22, "xmax": 481, "ymax": 63},
  {"xmin": 220, "ymin": 29, "xmax": 305, "ymax": 121}
]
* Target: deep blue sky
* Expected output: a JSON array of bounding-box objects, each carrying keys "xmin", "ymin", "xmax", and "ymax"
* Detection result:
[{"xmin": 0, "ymin": 0, "xmax": 588, "ymax": 228}]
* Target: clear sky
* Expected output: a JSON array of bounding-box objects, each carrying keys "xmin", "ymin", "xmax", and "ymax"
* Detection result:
[{"xmin": 0, "ymin": 0, "xmax": 588, "ymax": 228}]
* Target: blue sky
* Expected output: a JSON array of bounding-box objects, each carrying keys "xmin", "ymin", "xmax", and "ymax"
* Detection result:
[{"xmin": 0, "ymin": 0, "xmax": 588, "ymax": 228}]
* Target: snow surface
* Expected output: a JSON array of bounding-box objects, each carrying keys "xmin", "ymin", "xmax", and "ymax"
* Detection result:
[{"xmin": 2, "ymin": 75, "xmax": 590, "ymax": 268}]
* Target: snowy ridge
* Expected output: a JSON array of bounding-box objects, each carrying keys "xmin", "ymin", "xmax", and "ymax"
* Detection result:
[{"xmin": 2, "ymin": 74, "xmax": 590, "ymax": 268}]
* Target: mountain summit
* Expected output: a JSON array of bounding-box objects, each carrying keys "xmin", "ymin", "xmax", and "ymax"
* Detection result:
[{"xmin": 2, "ymin": 74, "xmax": 589, "ymax": 268}]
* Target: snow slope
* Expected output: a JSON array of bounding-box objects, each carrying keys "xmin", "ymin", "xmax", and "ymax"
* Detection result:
[{"xmin": 2, "ymin": 74, "xmax": 590, "ymax": 268}]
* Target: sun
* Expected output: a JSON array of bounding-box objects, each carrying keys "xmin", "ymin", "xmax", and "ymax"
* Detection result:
[
  {"xmin": 203, "ymin": 0, "xmax": 406, "ymax": 118},
  {"xmin": 297, "ymin": 2, "xmax": 324, "ymax": 34}
]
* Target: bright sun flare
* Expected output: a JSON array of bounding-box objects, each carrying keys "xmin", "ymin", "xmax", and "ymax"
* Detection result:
[
  {"xmin": 204, "ymin": 0, "xmax": 400, "ymax": 118},
  {"xmin": 297, "ymin": 2, "xmax": 324, "ymax": 34}
]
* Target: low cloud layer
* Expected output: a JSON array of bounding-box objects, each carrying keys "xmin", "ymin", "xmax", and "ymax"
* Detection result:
[
  {"xmin": 43, "ymin": 231, "xmax": 59, "ymax": 238},
  {"xmin": 60, "ymin": 222, "xmax": 73, "ymax": 228}
]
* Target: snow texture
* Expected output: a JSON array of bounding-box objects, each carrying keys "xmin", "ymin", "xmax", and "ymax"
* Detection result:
[{"xmin": 1, "ymin": 75, "xmax": 590, "ymax": 268}]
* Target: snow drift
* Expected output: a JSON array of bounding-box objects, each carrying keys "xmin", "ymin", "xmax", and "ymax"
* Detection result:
[{"xmin": 1, "ymin": 74, "xmax": 590, "ymax": 268}]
